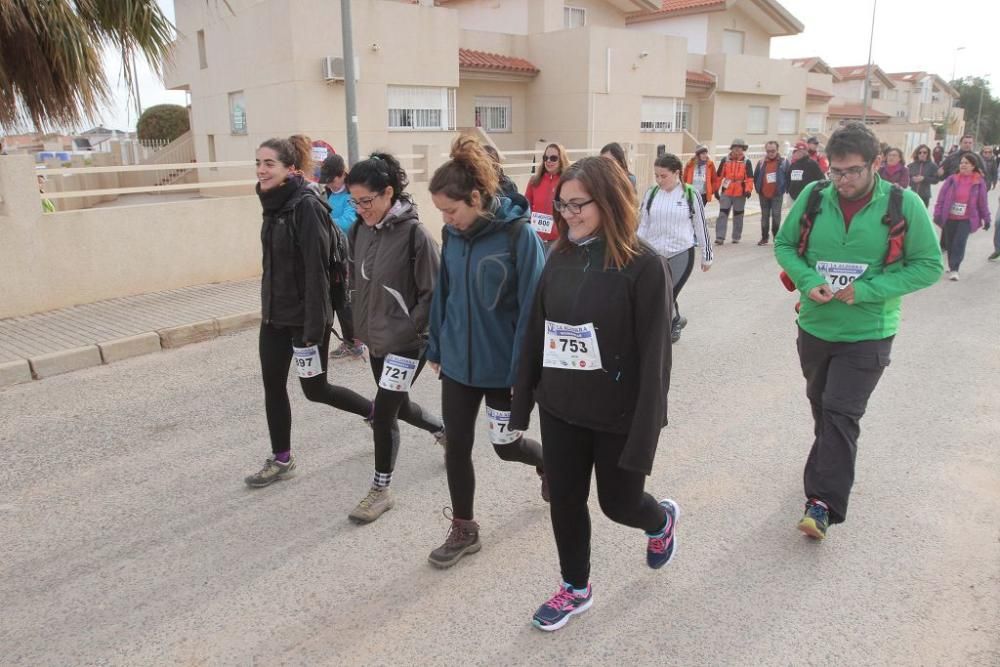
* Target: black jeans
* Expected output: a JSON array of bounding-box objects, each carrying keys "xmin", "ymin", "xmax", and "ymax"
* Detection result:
[
  {"xmin": 797, "ymin": 328, "xmax": 893, "ymax": 524},
  {"xmin": 759, "ymin": 195, "xmax": 782, "ymax": 241},
  {"xmin": 259, "ymin": 322, "xmax": 372, "ymax": 454},
  {"xmin": 540, "ymin": 409, "xmax": 666, "ymax": 589},
  {"xmin": 942, "ymin": 219, "xmax": 972, "ymax": 271},
  {"xmin": 368, "ymin": 350, "xmax": 442, "ymax": 474},
  {"xmin": 440, "ymin": 374, "xmax": 544, "ymax": 520}
]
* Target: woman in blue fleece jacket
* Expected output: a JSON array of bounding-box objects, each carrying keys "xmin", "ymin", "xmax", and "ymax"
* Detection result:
[{"xmin": 424, "ymin": 137, "xmax": 547, "ymax": 570}]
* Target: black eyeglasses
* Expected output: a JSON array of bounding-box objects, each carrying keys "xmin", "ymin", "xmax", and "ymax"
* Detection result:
[
  {"xmin": 349, "ymin": 190, "xmax": 385, "ymax": 209},
  {"xmin": 543, "ymin": 154, "xmax": 560, "ymax": 163},
  {"xmin": 553, "ymin": 199, "xmax": 594, "ymax": 214},
  {"xmin": 829, "ymin": 164, "xmax": 870, "ymax": 181}
]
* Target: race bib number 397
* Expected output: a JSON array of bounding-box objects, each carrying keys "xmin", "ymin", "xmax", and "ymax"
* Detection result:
[
  {"xmin": 542, "ymin": 321, "xmax": 602, "ymax": 371},
  {"xmin": 816, "ymin": 261, "xmax": 868, "ymax": 293},
  {"xmin": 292, "ymin": 345, "xmax": 323, "ymax": 379},
  {"xmin": 378, "ymin": 354, "xmax": 418, "ymax": 392}
]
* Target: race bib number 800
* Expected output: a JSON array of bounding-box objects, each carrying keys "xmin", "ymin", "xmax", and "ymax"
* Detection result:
[
  {"xmin": 530, "ymin": 211, "xmax": 554, "ymax": 235},
  {"xmin": 542, "ymin": 321, "xmax": 602, "ymax": 371}
]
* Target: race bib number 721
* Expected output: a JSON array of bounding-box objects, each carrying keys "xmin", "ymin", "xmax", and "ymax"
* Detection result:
[{"xmin": 378, "ymin": 354, "xmax": 418, "ymax": 392}]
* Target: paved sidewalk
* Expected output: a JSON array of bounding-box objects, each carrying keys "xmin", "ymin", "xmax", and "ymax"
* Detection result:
[{"xmin": 0, "ymin": 279, "xmax": 260, "ymax": 386}]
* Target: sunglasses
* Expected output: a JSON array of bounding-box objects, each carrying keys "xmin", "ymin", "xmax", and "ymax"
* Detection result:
[{"xmin": 543, "ymin": 154, "xmax": 560, "ymax": 163}]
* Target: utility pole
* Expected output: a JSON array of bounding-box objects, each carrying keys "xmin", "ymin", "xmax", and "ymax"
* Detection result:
[
  {"xmin": 341, "ymin": 0, "xmax": 360, "ymax": 165},
  {"xmin": 861, "ymin": 0, "xmax": 877, "ymax": 124}
]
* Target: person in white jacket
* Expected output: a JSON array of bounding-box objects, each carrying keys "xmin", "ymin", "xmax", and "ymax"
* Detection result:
[{"xmin": 638, "ymin": 152, "xmax": 713, "ymax": 343}]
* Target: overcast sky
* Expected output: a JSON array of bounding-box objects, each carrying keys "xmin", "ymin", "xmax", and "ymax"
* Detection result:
[{"xmin": 96, "ymin": 0, "xmax": 998, "ymax": 131}]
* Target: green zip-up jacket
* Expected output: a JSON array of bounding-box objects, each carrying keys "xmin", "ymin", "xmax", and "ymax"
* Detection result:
[{"xmin": 774, "ymin": 176, "xmax": 942, "ymax": 343}]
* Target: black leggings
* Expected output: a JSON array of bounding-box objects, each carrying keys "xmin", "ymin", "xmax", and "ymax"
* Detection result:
[
  {"xmin": 259, "ymin": 322, "xmax": 372, "ymax": 454},
  {"xmin": 441, "ymin": 374, "xmax": 544, "ymax": 520},
  {"xmin": 540, "ymin": 408, "xmax": 666, "ymax": 589},
  {"xmin": 368, "ymin": 350, "xmax": 443, "ymax": 474}
]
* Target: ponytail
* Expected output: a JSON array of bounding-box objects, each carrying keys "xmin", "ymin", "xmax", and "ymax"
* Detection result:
[
  {"xmin": 429, "ymin": 135, "xmax": 499, "ymax": 207},
  {"xmin": 345, "ymin": 151, "xmax": 410, "ymax": 204}
]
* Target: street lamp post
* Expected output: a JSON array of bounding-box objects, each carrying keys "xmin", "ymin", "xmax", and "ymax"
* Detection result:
[
  {"xmin": 974, "ymin": 75, "xmax": 989, "ymax": 142},
  {"xmin": 861, "ymin": 0, "xmax": 877, "ymax": 124},
  {"xmin": 951, "ymin": 46, "xmax": 966, "ymax": 83}
]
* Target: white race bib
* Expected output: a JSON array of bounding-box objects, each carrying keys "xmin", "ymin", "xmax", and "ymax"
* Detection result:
[
  {"xmin": 949, "ymin": 202, "xmax": 967, "ymax": 217},
  {"xmin": 791, "ymin": 170, "xmax": 804, "ymax": 181},
  {"xmin": 816, "ymin": 261, "xmax": 868, "ymax": 293},
  {"xmin": 486, "ymin": 407, "xmax": 521, "ymax": 445},
  {"xmin": 378, "ymin": 353, "xmax": 418, "ymax": 392},
  {"xmin": 721, "ymin": 178, "xmax": 732, "ymax": 189},
  {"xmin": 542, "ymin": 321, "xmax": 602, "ymax": 371},
  {"xmin": 766, "ymin": 171, "xmax": 777, "ymax": 184},
  {"xmin": 530, "ymin": 211, "xmax": 554, "ymax": 235},
  {"xmin": 292, "ymin": 345, "xmax": 324, "ymax": 378}
]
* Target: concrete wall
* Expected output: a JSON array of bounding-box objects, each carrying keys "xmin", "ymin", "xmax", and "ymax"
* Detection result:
[
  {"xmin": 628, "ymin": 14, "xmax": 709, "ymax": 54},
  {"xmin": 0, "ymin": 155, "xmax": 261, "ymax": 319},
  {"xmin": 706, "ymin": 5, "xmax": 771, "ymax": 57}
]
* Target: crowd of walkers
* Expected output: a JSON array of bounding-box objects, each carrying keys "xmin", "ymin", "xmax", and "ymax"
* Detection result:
[{"xmin": 244, "ymin": 120, "xmax": 988, "ymax": 631}]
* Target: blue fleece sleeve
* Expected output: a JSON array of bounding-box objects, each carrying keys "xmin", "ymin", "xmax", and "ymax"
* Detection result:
[
  {"xmin": 506, "ymin": 224, "xmax": 545, "ymax": 387},
  {"xmin": 426, "ymin": 254, "xmax": 447, "ymax": 364}
]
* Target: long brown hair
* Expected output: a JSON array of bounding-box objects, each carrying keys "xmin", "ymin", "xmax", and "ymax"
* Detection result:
[
  {"xmin": 553, "ymin": 156, "xmax": 639, "ymax": 270},
  {"xmin": 531, "ymin": 142, "xmax": 569, "ymax": 187},
  {"xmin": 429, "ymin": 135, "xmax": 499, "ymax": 208}
]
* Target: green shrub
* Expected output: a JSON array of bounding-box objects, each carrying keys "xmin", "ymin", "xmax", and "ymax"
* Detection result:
[{"xmin": 136, "ymin": 104, "xmax": 190, "ymax": 143}]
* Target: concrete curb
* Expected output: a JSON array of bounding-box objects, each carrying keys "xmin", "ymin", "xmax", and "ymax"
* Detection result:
[
  {"xmin": 29, "ymin": 345, "xmax": 103, "ymax": 379},
  {"xmin": 0, "ymin": 359, "xmax": 33, "ymax": 388},
  {"xmin": 99, "ymin": 332, "xmax": 162, "ymax": 364},
  {"xmin": 1, "ymin": 310, "xmax": 263, "ymax": 389}
]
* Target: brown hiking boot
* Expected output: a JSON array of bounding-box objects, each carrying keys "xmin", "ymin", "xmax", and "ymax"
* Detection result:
[
  {"xmin": 428, "ymin": 509, "xmax": 481, "ymax": 569},
  {"xmin": 348, "ymin": 486, "xmax": 395, "ymax": 524}
]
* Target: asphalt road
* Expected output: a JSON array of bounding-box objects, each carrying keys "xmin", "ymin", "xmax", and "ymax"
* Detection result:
[{"xmin": 2, "ymin": 205, "xmax": 998, "ymax": 666}]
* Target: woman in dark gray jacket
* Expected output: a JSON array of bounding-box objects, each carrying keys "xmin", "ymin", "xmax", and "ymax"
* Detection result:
[
  {"xmin": 344, "ymin": 152, "xmax": 445, "ymax": 524},
  {"xmin": 246, "ymin": 136, "xmax": 373, "ymax": 488},
  {"xmin": 907, "ymin": 144, "xmax": 938, "ymax": 206}
]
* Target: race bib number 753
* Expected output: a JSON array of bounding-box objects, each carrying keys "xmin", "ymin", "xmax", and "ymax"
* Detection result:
[{"xmin": 542, "ymin": 321, "xmax": 602, "ymax": 370}]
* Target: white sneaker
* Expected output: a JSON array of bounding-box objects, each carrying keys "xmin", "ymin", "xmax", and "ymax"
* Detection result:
[{"xmin": 949, "ymin": 271, "xmax": 960, "ymax": 281}]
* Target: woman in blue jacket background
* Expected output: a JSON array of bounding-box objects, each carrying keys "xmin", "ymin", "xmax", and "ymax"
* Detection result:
[{"xmin": 425, "ymin": 137, "xmax": 547, "ymax": 570}]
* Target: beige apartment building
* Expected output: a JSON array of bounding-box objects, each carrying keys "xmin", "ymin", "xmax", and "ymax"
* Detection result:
[{"xmin": 166, "ymin": 0, "xmax": 827, "ymax": 170}]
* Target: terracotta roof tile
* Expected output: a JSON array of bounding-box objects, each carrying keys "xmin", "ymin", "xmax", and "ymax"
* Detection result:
[
  {"xmin": 459, "ymin": 48, "xmax": 539, "ymax": 75},
  {"xmin": 828, "ymin": 104, "xmax": 890, "ymax": 119},
  {"xmin": 686, "ymin": 69, "xmax": 715, "ymax": 86},
  {"xmin": 806, "ymin": 87, "xmax": 833, "ymax": 99},
  {"xmin": 626, "ymin": 0, "xmax": 726, "ymax": 23}
]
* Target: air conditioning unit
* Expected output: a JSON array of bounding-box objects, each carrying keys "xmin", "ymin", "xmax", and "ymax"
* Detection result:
[{"xmin": 323, "ymin": 56, "xmax": 345, "ymax": 82}]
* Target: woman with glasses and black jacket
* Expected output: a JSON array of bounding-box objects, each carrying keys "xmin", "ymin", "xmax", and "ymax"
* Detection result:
[{"xmin": 511, "ymin": 156, "xmax": 677, "ymax": 632}]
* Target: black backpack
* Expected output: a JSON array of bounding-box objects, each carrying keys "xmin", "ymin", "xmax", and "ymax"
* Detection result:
[
  {"xmin": 797, "ymin": 180, "xmax": 907, "ymax": 266},
  {"xmin": 285, "ymin": 188, "xmax": 349, "ymax": 313}
]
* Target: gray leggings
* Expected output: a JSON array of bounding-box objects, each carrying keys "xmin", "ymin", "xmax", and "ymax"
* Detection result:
[
  {"xmin": 716, "ymin": 194, "xmax": 746, "ymax": 241},
  {"xmin": 665, "ymin": 247, "xmax": 694, "ymax": 322}
]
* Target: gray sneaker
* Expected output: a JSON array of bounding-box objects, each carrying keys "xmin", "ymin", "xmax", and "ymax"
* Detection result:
[
  {"xmin": 245, "ymin": 455, "xmax": 296, "ymax": 488},
  {"xmin": 428, "ymin": 509, "xmax": 481, "ymax": 569},
  {"xmin": 348, "ymin": 486, "xmax": 395, "ymax": 524}
]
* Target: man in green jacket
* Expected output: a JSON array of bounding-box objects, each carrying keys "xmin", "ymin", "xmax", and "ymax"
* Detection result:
[{"xmin": 775, "ymin": 122, "xmax": 942, "ymax": 541}]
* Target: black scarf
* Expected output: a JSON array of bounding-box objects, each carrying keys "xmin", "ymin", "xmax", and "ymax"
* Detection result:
[{"xmin": 257, "ymin": 174, "xmax": 304, "ymax": 215}]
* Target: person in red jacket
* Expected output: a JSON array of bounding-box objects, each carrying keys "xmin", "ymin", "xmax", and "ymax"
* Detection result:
[
  {"xmin": 714, "ymin": 138, "xmax": 754, "ymax": 244},
  {"xmin": 683, "ymin": 145, "xmax": 720, "ymax": 204},
  {"xmin": 525, "ymin": 143, "xmax": 569, "ymax": 246},
  {"xmin": 807, "ymin": 136, "xmax": 830, "ymax": 173}
]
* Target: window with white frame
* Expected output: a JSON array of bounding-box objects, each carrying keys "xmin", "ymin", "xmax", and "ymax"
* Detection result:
[
  {"xmin": 564, "ymin": 6, "xmax": 586, "ymax": 29},
  {"xmin": 228, "ymin": 91, "xmax": 247, "ymax": 135},
  {"xmin": 747, "ymin": 105, "xmax": 769, "ymax": 134},
  {"xmin": 805, "ymin": 113, "xmax": 824, "ymax": 133},
  {"xmin": 676, "ymin": 103, "xmax": 692, "ymax": 131},
  {"xmin": 722, "ymin": 30, "xmax": 745, "ymax": 55},
  {"xmin": 474, "ymin": 97, "xmax": 511, "ymax": 133},
  {"xmin": 641, "ymin": 97, "xmax": 683, "ymax": 132},
  {"xmin": 778, "ymin": 108, "xmax": 799, "ymax": 134},
  {"xmin": 387, "ymin": 85, "xmax": 456, "ymax": 131}
]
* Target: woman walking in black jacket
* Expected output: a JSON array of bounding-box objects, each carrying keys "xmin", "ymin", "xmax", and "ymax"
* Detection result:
[
  {"xmin": 245, "ymin": 137, "xmax": 373, "ymax": 488},
  {"xmin": 511, "ymin": 157, "xmax": 677, "ymax": 632},
  {"xmin": 343, "ymin": 152, "xmax": 445, "ymax": 523},
  {"xmin": 907, "ymin": 144, "xmax": 938, "ymax": 207}
]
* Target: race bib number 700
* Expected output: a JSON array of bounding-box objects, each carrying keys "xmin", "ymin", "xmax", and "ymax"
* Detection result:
[
  {"xmin": 816, "ymin": 261, "xmax": 868, "ymax": 293},
  {"xmin": 542, "ymin": 321, "xmax": 602, "ymax": 371}
]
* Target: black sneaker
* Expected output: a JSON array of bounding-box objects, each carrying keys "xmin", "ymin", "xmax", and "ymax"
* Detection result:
[
  {"xmin": 428, "ymin": 509, "xmax": 481, "ymax": 568},
  {"xmin": 532, "ymin": 583, "xmax": 593, "ymax": 632},
  {"xmin": 714, "ymin": 239, "xmax": 725, "ymax": 246},
  {"xmin": 798, "ymin": 499, "xmax": 830, "ymax": 540},
  {"xmin": 244, "ymin": 455, "xmax": 296, "ymax": 488},
  {"xmin": 646, "ymin": 498, "xmax": 680, "ymax": 568},
  {"xmin": 757, "ymin": 239, "xmax": 769, "ymax": 246},
  {"xmin": 989, "ymin": 250, "xmax": 1000, "ymax": 261}
]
